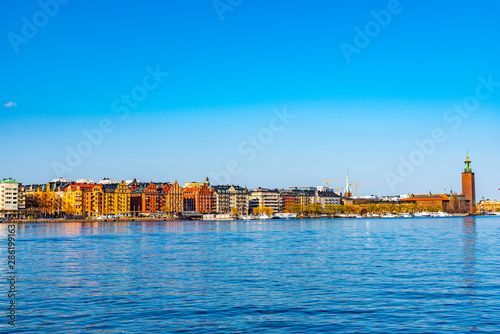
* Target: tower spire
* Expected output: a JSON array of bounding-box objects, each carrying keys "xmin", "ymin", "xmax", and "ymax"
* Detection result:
[
  {"xmin": 464, "ymin": 152, "xmax": 472, "ymax": 172},
  {"xmin": 345, "ymin": 169, "xmax": 352, "ymax": 197}
]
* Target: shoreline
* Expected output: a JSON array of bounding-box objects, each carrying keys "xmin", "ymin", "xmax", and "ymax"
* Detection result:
[{"xmin": 0, "ymin": 214, "xmax": 482, "ymax": 224}]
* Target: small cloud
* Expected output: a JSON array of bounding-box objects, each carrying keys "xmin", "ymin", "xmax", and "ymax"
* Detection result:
[{"xmin": 3, "ymin": 102, "xmax": 18, "ymax": 107}]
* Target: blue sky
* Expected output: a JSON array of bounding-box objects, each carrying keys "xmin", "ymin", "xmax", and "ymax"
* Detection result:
[{"xmin": 1, "ymin": 0, "xmax": 499, "ymax": 199}]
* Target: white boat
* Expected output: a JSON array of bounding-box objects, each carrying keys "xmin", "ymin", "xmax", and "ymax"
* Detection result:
[
  {"xmin": 240, "ymin": 215, "xmax": 255, "ymax": 220},
  {"xmin": 257, "ymin": 214, "xmax": 271, "ymax": 220},
  {"xmin": 415, "ymin": 212, "xmax": 431, "ymax": 217},
  {"xmin": 275, "ymin": 213, "xmax": 297, "ymax": 219},
  {"xmin": 432, "ymin": 211, "xmax": 452, "ymax": 217}
]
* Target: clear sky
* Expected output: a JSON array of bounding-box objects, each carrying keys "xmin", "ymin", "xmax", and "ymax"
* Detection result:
[{"xmin": 1, "ymin": 0, "xmax": 499, "ymax": 199}]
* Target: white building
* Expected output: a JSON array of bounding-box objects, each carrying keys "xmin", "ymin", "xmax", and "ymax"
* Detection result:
[
  {"xmin": 52, "ymin": 177, "xmax": 69, "ymax": 183},
  {"xmin": 99, "ymin": 178, "xmax": 118, "ymax": 185},
  {"xmin": 76, "ymin": 179, "xmax": 94, "ymax": 184},
  {"xmin": 0, "ymin": 178, "xmax": 22, "ymax": 218}
]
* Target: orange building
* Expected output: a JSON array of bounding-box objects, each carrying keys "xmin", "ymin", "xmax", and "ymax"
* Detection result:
[
  {"xmin": 63, "ymin": 183, "xmax": 103, "ymax": 217},
  {"xmin": 401, "ymin": 193, "xmax": 450, "ymax": 210},
  {"xmin": 183, "ymin": 178, "xmax": 213, "ymax": 213},
  {"xmin": 145, "ymin": 182, "xmax": 164, "ymax": 213}
]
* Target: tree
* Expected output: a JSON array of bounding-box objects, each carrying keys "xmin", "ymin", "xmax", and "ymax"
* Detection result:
[
  {"xmin": 449, "ymin": 193, "xmax": 459, "ymax": 213},
  {"xmin": 305, "ymin": 204, "xmax": 322, "ymax": 215},
  {"xmin": 285, "ymin": 203, "xmax": 302, "ymax": 214},
  {"xmin": 231, "ymin": 207, "xmax": 239, "ymax": 215},
  {"xmin": 253, "ymin": 207, "xmax": 274, "ymax": 215},
  {"xmin": 325, "ymin": 204, "xmax": 337, "ymax": 214}
]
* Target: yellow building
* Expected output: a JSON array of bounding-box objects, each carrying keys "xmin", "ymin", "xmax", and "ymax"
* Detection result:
[
  {"xmin": 477, "ymin": 199, "xmax": 500, "ymax": 213},
  {"xmin": 164, "ymin": 181, "xmax": 183, "ymax": 213},
  {"xmin": 102, "ymin": 181, "xmax": 131, "ymax": 215},
  {"xmin": 63, "ymin": 183, "xmax": 103, "ymax": 217}
]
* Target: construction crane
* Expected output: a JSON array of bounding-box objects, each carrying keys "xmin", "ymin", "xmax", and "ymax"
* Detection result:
[
  {"xmin": 349, "ymin": 182, "xmax": 373, "ymax": 197},
  {"xmin": 320, "ymin": 179, "xmax": 345, "ymax": 188}
]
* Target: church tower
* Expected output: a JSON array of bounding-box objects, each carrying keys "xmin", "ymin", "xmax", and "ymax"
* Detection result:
[
  {"xmin": 461, "ymin": 152, "xmax": 476, "ymax": 212},
  {"xmin": 344, "ymin": 169, "xmax": 352, "ymax": 198}
]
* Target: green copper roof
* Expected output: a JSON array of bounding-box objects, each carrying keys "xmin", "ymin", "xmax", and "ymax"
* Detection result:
[
  {"xmin": 1, "ymin": 178, "xmax": 18, "ymax": 184},
  {"xmin": 464, "ymin": 153, "xmax": 472, "ymax": 173}
]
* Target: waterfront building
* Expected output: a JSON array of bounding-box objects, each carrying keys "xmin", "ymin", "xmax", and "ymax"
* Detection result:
[
  {"xmin": 23, "ymin": 181, "xmax": 68, "ymax": 217},
  {"xmin": 0, "ymin": 178, "xmax": 22, "ymax": 218},
  {"xmin": 401, "ymin": 193, "xmax": 450, "ymax": 210},
  {"xmin": 101, "ymin": 180, "xmax": 130, "ymax": 215},
  {"xmin": 477, "ymin": 199, "xmax": 500, "ymax": 213},
  {"xmin": 314, "ymin": 189, "xmax": 341, "ymax": 208},
  {"xmin": 249, "ymin": 188, "xmax": 281, "ymax": 213},
  {"xmin": 462, "ymin": 153, "xmax": 476, "ymax": 212},
  {"xmin": 401, "ymin": 192, "xmax": 470, "ymax": 213},
  {"xmin": 63, "ymin": 182, "xmax": 103, "ymax": 217},
  {"xmin": 279, "ymin": 189, "xmax": 298, "ymax": 212},
  {"xmin": 295, "ymin": 190, "xmax": 316, "ymax": 208},
  {"xmin": 130, "ymin": 182, "xmax": 148, "ymax": 214},
  {"xmin": 145, "ymin": 182, "xmax": 164, "ymax": 213},
  {"xmin": 212, "ymin": 185, "xmax": 249, "ymax": 214},
  {"xmin": 183, "ymin": 178, "xmax": 212, "ymax": 213},
  {"xmin": 163, "ymin": 181, "xmax": 183, "ymax": 214}
]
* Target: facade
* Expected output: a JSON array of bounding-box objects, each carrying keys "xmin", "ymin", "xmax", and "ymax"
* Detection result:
[
  {"xmin": 279, "ymin": 190, "xmax": 297, "ymax": 212},
  {"xmin": 63, "ymin": 183, "xmax": 103, "ymax": 217},
  {"xmin": 163, "ymin": 181, "xmax": 183, "ymax": 214},
  {"xmin": 145, "ymin": 182, "xmax": 164, "ymax": 213},
  {"xmin": 401, "ymin": 193, "xmax": 451, "ymax": 211},
  {"xmin": 462, "ymin": 154, "xmax": 476, "ymax": 212},
  {"xmin": 0, "ymin": 178, "xmax": 22, "ymax": 218},
  {"xmin": 477, "ymin": 199, "xmax": 500, "ymax": 213},
  {"xmin": 130, "ymin": 183, "xmax": 147, "ymax": 214},
  {"xmin": 249, "ymin": 188, "xmax": 281, "ymax": 212},
  {"xmin": 212, "ymin": 185, "xmax": 249, "ymax": 214},
  {"xmin": 401, "ymin": 193, "xmax": 470, "ymax": 213},
  {"xmin": 183, "ymin": 178, "xmax": 212, "ymax": 213},
  {"xmin": 101, "ymin": 181, "xmax": 130, "ymax": 215},
  {"xmin": 315, "ymin": 190, "xmax": 342, "ymax": 208}
]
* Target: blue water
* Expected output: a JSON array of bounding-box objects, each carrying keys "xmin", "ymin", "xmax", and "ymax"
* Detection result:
[{"xmin": 2, "ymin": 217, "xmax": 500, "ymax": 333}]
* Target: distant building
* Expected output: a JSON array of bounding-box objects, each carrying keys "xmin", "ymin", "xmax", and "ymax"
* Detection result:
[
  {"xmin": 52, "ymin": 177, "xmax": 69, "ymax": 183},
  {"xmin": 100, "ymin": 178, "xmax": 118, "ymax": 185},
  {"xmin": 163, "ymin": 181, "xmax": 183, "ymax": 214},
  {"xmin": 250, "ymin": 188, "xmax": 280, "ymax": 213},
  {"xmin": 314, "ymin": 190, "xmax": 341, "ymax": 208},
  {"xmin": 279, "ymin": 189, "xmax": 297, "ymax": 212},
  {"xmin": 289, "ymin": 186, "xmax": 317, "ymax": 191},
  {"xmin": 76, "ymin": 179, "xmax": 94, "ymax": 184},
  {"xmin": 63, "ymin": 183, "xmax": 102, "ymax": 217},
  {"xmin": 0, "ymin": 178, "xmax": 22, "ymax": 218},
  {"xmin": 101, "ymin": 181, "xmax": 130, "ymax": 215},
  {"xmin": 477, "ymin": 199, "xmax": 500, "ymax": 213},
  {"xmin": 212, "ymin": 185, "xmax": 249, "ymax": 214},
  {"xmin": 183, "ymin": 177, "xmax": 212, "ymax": 213},
  {"xmin": 401, "ymin": 192, "xmax": 470, "ymax": 213}
]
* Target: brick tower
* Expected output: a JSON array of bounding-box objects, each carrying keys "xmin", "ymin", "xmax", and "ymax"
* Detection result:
[{"xmin": 461, "ymin": 152, "xmax": 476, "ymax": 212}]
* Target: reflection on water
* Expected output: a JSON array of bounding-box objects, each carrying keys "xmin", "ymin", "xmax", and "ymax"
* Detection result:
[
  {"xmin": 3, "ymin": 218, "xmax": 500, "ymax": 333},
  {"xmin": 462, "ymin": 218, "xmax": 477, "ymax": 286}
]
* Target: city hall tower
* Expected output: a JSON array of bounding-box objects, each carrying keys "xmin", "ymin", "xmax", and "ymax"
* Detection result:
[{"xmin": 461, "ymin": 152, "xmax": 476, "ymax": 212}]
